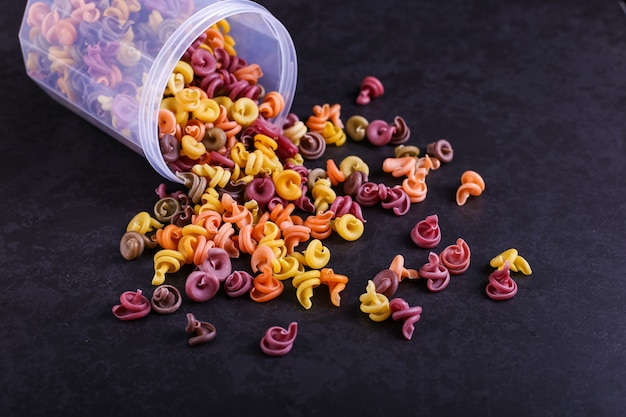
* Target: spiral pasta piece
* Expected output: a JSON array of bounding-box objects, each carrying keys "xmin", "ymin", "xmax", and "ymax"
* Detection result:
[
  {"xmin": 490, "ymin": 248, "xmax": 532, "ymax": 275},
  {"xmin": 150, "ymin": 285, "xmax": 182, "ymax": 314},
  {"xmin": 456, "ymin": 170, "xmax": 485, "ymax": 206},
  {"xmin": 389, "ymin": 254, "xmax": 419, "ymax": 281},
  {"xmin": 366, "ymin": 119, "xmax": 395, "ymax": 146},
  {"xmin": 311, "ymin": 178, "xmax": 336, "ymax": 212},
  {"xmin": 274, "ymin": 255, "xmax": 303, "ymax": 280},
  {"xmin": 305, "ymin": 103, "xmax": 330, "ymax": 132},
  {"xmin": 292, "ymin": 270, "xmax": 321, "ymax": 309},
  {"xmin": 394, "ymin": 145, "xmax": 420, "ymax": 158},
  {"xmin": 229, "ymin": 97, "xmax": 259, "ymax": 127},
  {"xmin": 213, "ymin": 222, "xmax": 239, "ymax": 258},
  {"xmin": 258, "ymin": 91, "xmax": 285, "ymax": 118},
  {"xmin": 283, "ymin": 120, "xmax": 308, "ymax": 146},
  {"xmin": 333, "ymin": 214, "xmax": 364, "ymax": 241},
  {"xmin": 372, "ymin": 269, "xmax": 399, "ymax": 297},
  {"xmin": 298, "ymin": 132, "xmax": 326, "ymax": 160},
  {"xmin": 486, "ymin": 261, "xmax": 518, "ymax": 300},
  {"xmin": 320, "ymin": 268, "xmax": 348, "ymax": 307},
  {"xmin": 339, "ymin": 155, "xmax": 369, "ymax": 178},
  {"xmin": 402, "ymin": 173, "xmax": 428, "ymax": 203},
  {"xmin": 191, "ymin": 164, "xmax": 232, "ymax": 189},
  {"xmin": 180, "ymin": 134, "xmax": 206, "ymax": 160},
  {"xmin": 154, "ymin": 224, "xmax": 183, "ymax": 250},
  {"xmin": 321, "ymin": 121, "xmax": 347, "ymax": 146},
  {"xmin": 152, "ymin": 249, "xmax": 186, "ymax": 286},
  {"xmin": 382, "ymin": 156, "xmax": 417, "ymax": 178},
  {"xmin": 346, "ymin": 115, "xmax": 369, "ymax": 141},
  {"xmin": 112, "ymin": 289, "xmax": 151, "ymax": 321},
  {"xmin": 224, "ymin": 270, "xmax": 254, "ymax": 297},
  {"xmin": 273, "ymin": 169, "xmax": 302, "ymax": 201},
  {"xmin": 119, "ymin": 231, "xmax": 156, "ymax": 260},
  {"xmin": 389, "ymin": 298, "xmax": 422, "ymax": 340},
  {"xmin": 176, "ymin": 171, "xmax": 208, "ymax": 204},
  {"xmin": 304, "ymin": 211, "xmax": 334, "ymax": 240},
  {"xmin": 419, "ymin": 252, "xmax": 451, "ymax": 292},
  {"xmin": 389, "ymin": 116, "xmax": 411, "ymax": 145},
  {"xmin": 427, "ymin": 139, "xmax": 454, "ymax": 163},
  {"xmin": 303, "ymin": 239, "xmax": 331, "ymax": 269},
  {"xmin": 439, "ymin": 238, "xmax": 471, "ymax": 275},
  {"xmin": 185, "ymin": 313, "xmax": 217, "ymax": 346},
  {"xmin": 410, "ymin": 214, "xmax": 441, "ymax": 249},
  {"xmin": 356, "ymin": 76, "xmax": 384, "ymax": 105},
  {"xmin": 359, "ymin": 280, "xmax": 391, "ymax": 322},
  {"xmin": 381, "ymin": 186, "xmax": 411, "ymax": 216},
  {"xmin": 126, "ymin": 211, "xmax": 163, "ymax": 235},
  {"xmin": 185, "ymin": 268, "xmax": 221, "ymax": 302},
  {"xmin": 260, "ymin": 322, "xmax": 298, "ymax": 356},
  {"xmin": 250, "ymin": 267, "xmax": 284, "ymax": 303},
  {"xmin": 221, "ymin": 193, "xmax": 253, "ymax": 228}
]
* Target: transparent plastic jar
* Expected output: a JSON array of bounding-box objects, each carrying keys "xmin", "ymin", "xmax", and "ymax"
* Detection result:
[{"xmin": 18, "ymin": 0, "xmax": 297, "ymax": 182}]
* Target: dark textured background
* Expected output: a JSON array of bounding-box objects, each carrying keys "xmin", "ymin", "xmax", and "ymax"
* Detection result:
[{"xmin": 2, "ymin": 1, "xmax": 626, "ymax": 416}]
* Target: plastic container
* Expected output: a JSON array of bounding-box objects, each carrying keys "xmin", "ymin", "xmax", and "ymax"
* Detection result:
[{"xmin": 18, "ymin": 0, "xmax": 297, "ymax": 182}]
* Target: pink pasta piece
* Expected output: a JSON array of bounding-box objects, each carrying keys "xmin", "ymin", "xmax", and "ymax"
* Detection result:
[
  {"xmin": 419, "ymin": 252, "xmax": 451, "ymax": 292},
  {"xmin": 112, "ymin": 289, "xmax": 151, "ymax": 321},
  {"xmin": 486, "ymin": 261, "xmax": 518, "ymax": 301},
  {"xmin": 439, "ymin": 238, "xmax": 471, "ymax": 275},
  {"xmin": 389, "ymin": 298, "xmax": 423, "ymax": 340},
  {"xmin": 410, "ymin": 214, "xmax": 441, "ymax": 249},
  {"xmin": 185, "ymin": 313, "xmax": 217, "ymax": 346},
  {"xmin": 260, "ymin": 322, "xmax": 298, "ymax": 356}
]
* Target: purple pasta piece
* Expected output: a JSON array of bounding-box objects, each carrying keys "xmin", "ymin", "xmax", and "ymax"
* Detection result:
[
  {"xmin": 389, "ymin": 116, "xmax": 411, "ymax": 145},
  {"xmin": 159, "ymin": 134, "xmax": 180, "ymax": 162},
  {"xmin": 190, "ymin": 47, "xmax": 216, "ymax": 77},
  {"xmin": 381, "ymin": 186, "xmax": 411, "ymax": 216},
  {"xmin": 356, "ymin": 182, "xmax": 382, "ymax": 207},
  {"xmin": 198, "ymin": 248, "xmax": 232, "ymax": 281},
  {"xmin": 185, "ymin": 269, "xmax": 220, "ymax": 302},
  {"xmin": 372, "ymin": 269, "xmax": 400, "ymax": 297},
  {"xmin": 343, "ymin": 171, "xmax": 368, "ymax": 197},
  {"xmin": 366, "ymin": 119, "xmax": 396, "ymax": 146},
  {"xmin": 185, "ymin": 313, "xmax": 217, "ymax": 346},
  {"xmin": 224, "ymin": 270, "xmax": 254, "ymax": 297},
  {"xmin": 298, "ymin": 131, "xmax": 326, "ymax": 160},
  {"xmin": 245, "ymin": 177, "xmax": 276, "ymax": 206}
]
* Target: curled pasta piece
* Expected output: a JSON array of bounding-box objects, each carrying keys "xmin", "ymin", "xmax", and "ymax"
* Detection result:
[
  {"xmin": 389, "ymin": 254, "xmax": 419, "ymax": 281},
  {"xmin": 284, "ymin": 120, "xmax": 308, "ymax": 146},
  {"xmin": 213, "ymin": 222, "xmax": 239, "ymax": 258},
  {"xmin": 250, "ymin": 267, "xmax": 284, "ymax": 303},
  {"xmin": 152, "ymin": 249, "xmax": 186, "ymax": 286},
  {"xmin": 339, "ymin": 155, "xmax": 369, "ymax": 178},
  {"xmin": 329, "ymin": 195, "xmax": 365, "ymax": 223},
  {"xmin": 325, "ymin": 159, "xmax": 345, "ymax": 186},
  {"xmin": 427, "ymin": 139, "xmax": 454, "ymax": 163},
  {"xmin": 395, "ymin": 145, "xmax": 420, "ymax": 158},
  {"xmin": 359, "ymin": 280, "xmax": 391, "ymax": 322},
  {"xmin": 258, "ymin": 91, "xmax": 285, "ymax": 118},
  {"xmin": 366, "ymin": 119, "xmax": 395, "ymax": 146},
  {"xmin": 372, "ymin": 269, "xmax": 399, "ymax": 297},
  {"xmin": 402, "ymin": 173, "xmax": 428, "ymax": 204},
  {"xmin": 333, "ymin": 214, "xmax": 364, "ymax": 241},
  {"xmin": 198, "ymin": 247, "xmax": 232, "ymax": 281},
  {"xmin": 126, "ymin": 211, "xmax": 163, "ymax": 235},
  {"xmin": 419, "ymin": 252, "xmax": 451, "ymax": 292},
  {"xmin": 185, "ymin": 313, "xmax": 217, "ymax": 346},
  {"xmin": 120, "ymin": 231, "xmax": 157, "ymax": 260},
  {"xmin": 389, "ymin": 116, "xmax": 411, "ymax": 145},
  {"xmin": 221, "ymin": 193, "xmax": 253, "ymax": 228},
  {"xmin": 490, "ymin": 248, "xmax": 532, "ymax": 275},
  {"xmin": 356, "ymin": 182, "xmax": 383, "ymax": 207},
  {"xmin": 304, "ymin": 211, "xmax": 334, "ymax": 240},
  {"xmin": 439, "ymin": 238, "xmax": 471, "ymax": 275},
  {"xmin": 320, "ymin": 268, "xmax": 348, "ymax": 307},
  {"xmin": 456, "ymin": 170, "xmax": 485, "ymax": 206},
  {"xmin": 298, "ymin": 132, "xmax": 326, "ymax": 160},
  {"xmin": 311, "ymin": 178, "xmax": 336, "ymax": 212},
  {"xmin": 150, "ymin": 285, "xmax": 182, "ymax": 314},
  {"xmin": 273, "ymin": 169, "xmax": 302, "ymax": 201},
  {"xmin": 282, "ymin": 224, "xmax": 311, "ymax": 254},
  {"xmin": 158, "ymin": 108, "xmax": 177, "ymax": 136},
  {"xmin": 154, "ymin": 196, "xmax": 181, "ymax": 223},
  {"xmin": 260, "ymin": 322, "xmax": 298, "ymax": 356},
  {"xmin": 346, "ymin": 115, "xmax": 369, "ymax": 141},
  {"xmin": 292, "ymin": 270, "xmax": 321, "ymax": 309},
  {"xmin": 112, "ymin": 289, "xmax": 151, "ymax": 321},
  {"xmin": 382, "ymin": 156, "xmax": 417, "ymax": 178},
  {"xmin": 321, "ymin": 121, "xmax": 346, "ymax": 146},
  {"xmin": 176, "ymin": 171, "xmax": 208, "ymax": 204},
  {"xmin": 180, "ymin": 134, "xmax": 207, "ymax": 160},
  {"xmin": 486, "ymin": 261, "xmax": 518, "ymax": 301},
  {"xmin": 343, "ymin": 171, "xmax": 368, "ymax": 197},
  {"xmin": 389, "ymin": 298, "xmax": 422, "ymax": 340},
  {"xmin": 305, "ymin": 103, "xmax": 330, "ymax": 132},
  {"xmin": 303, "ymin": 239, "xmax": 331, "ymax": 269},
  {"xmin": 154, "ymin": 224, "xmax": 183, "ymax": 250},
  {"xmin": 274, "ymin": 255, "xmax": 303, "ymax": 281},
  {"xmin": 230, "ymin": 97, "xmax": 259, "ymax": 127},
  {"xmin": 356, "ymin": 76, "xmax": 384, "ymax": 105},
  {"xmin": 224, "ymin": 270, "xmax": 254, "ymax": 297},
  {"xmin": 381, "ymin": 186, "xmax": 411, "ymax": 216},
  {"xmin": 410, "ymin": 214, "xmax": 441, "ymax": 249},
  {"xmin": 185, "ymin": 268, "xmax": 220, "ymax": 302}
]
